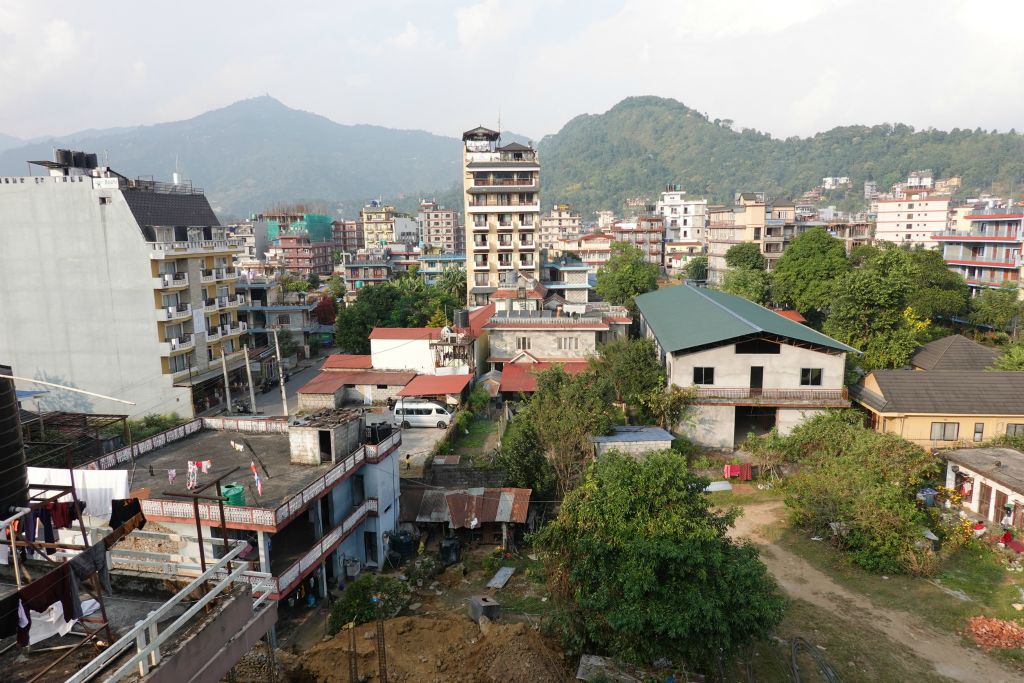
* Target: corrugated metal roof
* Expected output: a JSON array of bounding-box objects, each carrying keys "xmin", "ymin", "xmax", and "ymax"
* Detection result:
[
  {"xmin": 446, "ymin": 487, "xmax": 531, "ymax": 528},
  {"xmin": 323, "ymin": 354, "xmax": 373, "ymax": 370},
  {"xmin": 591, "ymin": 426, "xmax": 675, "ymax": 444},
  {"xmin": 499, "ymin": 362, "xmax": 589, "ymax": 393},
  {"xmin": 399, "ymin": 374, "xmax": 472, "ymax": 397},
  {"xmin": 635, "ymin": 284, "xmax": 857, "ymax": 354}
]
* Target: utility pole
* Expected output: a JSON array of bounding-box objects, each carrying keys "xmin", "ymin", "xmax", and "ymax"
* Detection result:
[
  {"xmin": 243, "ymin": 344, "xmax": 257, "ymax": 413},
  {"xmin": 220, "ymin": 348, "xmax": 233, "ymax": 413},
  {"xmin": 271, "ymin": 328, "xmax": 289, "ymax": 418}
]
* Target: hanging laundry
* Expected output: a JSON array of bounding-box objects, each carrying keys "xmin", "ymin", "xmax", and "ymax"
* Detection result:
[
  {"xmin": 168, "ymin": 469, "xmax": 177, "ymax": 485},
  {"xmin": 20, "ymin": 564, "xmax": 80, "ymax": 624},
  {"xmin": 48, "ymin": 502, "xmax": 81, "ymax": 530},
  {"xmin": 27, "ymin": 467, "xmax": 129, "ymax": 519},
  {"xmin": 186, "ymin": 461, "xmax": 198, "ymax": 489},
  {"xmin": 251, "ymin": 461, "xmax": 263, "ymax": 497},
  {"xmin": 200, "ymin": 460, "xmax": 212, "ymax": 474},
  {"xmin": 16, "ymin": 600, "xmax": 29, "ymax": 647},
  {"xmin": 231, "ymin": 440, "xmax": 246, "ymax": 452},
  {"xmin": 70, "ymin": 542, "xmax": 112, "ymax": 595},
  {"xmin": 108, "ymin": 499, "xmax": 144, "ymax": 531},
  {"xmin": 27, "ymin": 601, "xmax": 76, "ymax": 645}
]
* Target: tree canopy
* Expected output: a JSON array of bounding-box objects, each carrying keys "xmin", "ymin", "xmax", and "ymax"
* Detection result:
[
  {"xmin": 683, "ymin": 254, "xmax": 708, "ymax": 282},
  {"xmin": 588, "ymin": 337, "xmax": 665, "ymax": 420},
  {"xmin": 969, "ymin": 282, "xmax": 1022, "ymax": 332},
  {"xmin": 495, "ymin": 417, "xmax": 555, "ymax": 498},
  {"xmin": 770, "ymin": 228, "xmax": 849, "ymax": 315},
  {"xmin": 594, "ymin": 242, "xmax": 659, "ymax": 313},
  {"xmin": 535, "ymin": 450, "xmax": 785, "ymax": 668},
  {"xmin": 724, "ymin": 243, "xmax": 766, "ymax": 270},
  {"xmin": 721, "ymin": 266, "xmax": 770, "ymax": 305}
]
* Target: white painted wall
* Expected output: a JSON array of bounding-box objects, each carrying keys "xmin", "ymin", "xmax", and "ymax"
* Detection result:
[
  {"xmin": 371, "ymin": 338, "xmax": 434, "ymax": 374},
  {"xmin": 946, "ymin": 462, "xmax": 1024, "ymax": 521},
  {"xmin": 669, "ymin": 342, "xmax": 846, "ymax": 391},
  {"xmin": 777, "ymin": 408, "xmax": 825, "ymax": 435},
  {"xmin": 683, "ymin": 405, "xmax": 734, "ymax": 449},
  {"xmin": 0, "ymin": 178, "xmax": 193, "ymax": 417}
]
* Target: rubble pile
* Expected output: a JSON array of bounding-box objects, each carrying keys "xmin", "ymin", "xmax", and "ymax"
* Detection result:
[{"xmin": 966, "ymin": 615, "xmax": 1024, "ymax": 651}]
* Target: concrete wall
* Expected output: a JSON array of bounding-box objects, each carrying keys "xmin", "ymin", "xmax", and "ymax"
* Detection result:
[
  {"xmin": 669, "ymin": 342, "xmax": 846, "ymax": 391},
  {"xmin": 288, "ymin": 426, "xmax": 323, "ymax": 465},
  {"xmin": 297, "ymin": 391, "xmax": 340, "ymax": 411},
  {"xmin": 372, "ymin": 338, "xmax": 434, "ymax": 373},
  {"xmin": 0, "ymin": 177, "xmax": 193, "ymax": 417},
  {"xmin": 682, "ymin": 405, "xmax": 734, "ymax": 449},
  {"xmin": 777, "ymin": 408, "xmax": 825, "ymax": 435},
  {"xmin": 342, "ymin": 383, "xmax": 406, "ymax": 406},
  {"xmin": 425, "ymin": 467, "xmax": 506, "ymax": 488},
  {"xmin": 361, "ymin": 453, "xmax": 401, "ymax": 564},
  {"xmin": 872, "ymin": 413, "xmax": 1024, "ymax": 448},
  {"xmin": 489, "ymin": 328, "xmax": 597, "ymax": 360}
]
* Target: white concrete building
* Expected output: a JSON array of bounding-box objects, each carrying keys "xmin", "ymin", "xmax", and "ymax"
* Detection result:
[
  {"xmin": 369, "ymin": 328, "xmax": 444, "ymax": 375},
  {"xmin": 636, "ymin": 284, "xmax": 855, "ymax": 449},
  {"xmin": 655, "ymin": 186, "xmax": 708, "ymax": 242},
  {"xmin": 0, "ymin": 151, "xmax": 246, "ymax": 418},
  {"xmin": 945, "ymin": 447, "xmax": 1024, "ymax": 527},
  {"xmin": 538, "ymin": 204, "xmax": 582, "ymax": 250},
  {"xmin": 874, "ymin": 194, "xmax": 951, "ymax": 248}
]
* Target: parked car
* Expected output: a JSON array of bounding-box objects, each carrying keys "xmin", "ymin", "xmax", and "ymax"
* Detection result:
[{"xmin": 392, "ymin": 399, "xmax": 453, "ymax": 429}]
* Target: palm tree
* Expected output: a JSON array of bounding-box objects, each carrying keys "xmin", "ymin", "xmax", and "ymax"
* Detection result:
[{"xmin": 435, "ymin": 266, "xmax": 467, "ymax": 306}]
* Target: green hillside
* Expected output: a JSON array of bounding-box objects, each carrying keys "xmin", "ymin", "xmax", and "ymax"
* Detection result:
[{"xmin": 537, "ymin": 96, "xmax": 1024, "ymax": 215}]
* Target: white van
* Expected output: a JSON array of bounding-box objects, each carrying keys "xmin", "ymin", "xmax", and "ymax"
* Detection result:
[{"xmin": 393, "ymin": 399, "xmax": 453, "ymax": 429}]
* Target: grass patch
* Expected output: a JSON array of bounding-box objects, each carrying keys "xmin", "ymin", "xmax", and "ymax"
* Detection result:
[
  {"xmin": 773, "ymin": 526, "xmax": 1024, "ymax": 668},
  {"xmin": 500, "ymin": 594, "xmax": 554, "ymax": 617},
  {"xmin": 451, "ymin": 416, "xmax": 498, "ymax": 465},
  {"xmin": 707, "ymin": 485, "xmax": 784, "ymax": 507}
]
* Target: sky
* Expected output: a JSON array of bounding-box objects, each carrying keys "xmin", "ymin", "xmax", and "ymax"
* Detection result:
[{"xmin": 2, "ymin": 0, "xmax": 1023, "ymax": 142}]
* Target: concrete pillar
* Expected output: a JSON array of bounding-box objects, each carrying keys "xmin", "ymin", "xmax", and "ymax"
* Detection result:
[
  {"xmin": 311, "ymin": 503, "xmax": 327, "ymax": 598},
  {"xmin": 257, "ymin": 531, "xmax": 270, "ymax": 574}
]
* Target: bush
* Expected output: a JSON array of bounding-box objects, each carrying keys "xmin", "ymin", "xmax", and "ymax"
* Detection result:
[
  {"xmin": 407, "ymin": 556, "xmax": 439, "ymax": 586},
  {"xmin": 671, "ymin": 437, "xmax": 697, "ymax": 458},
  {"xmin": 327, "ymin": 574, "xmax": 410, "ymax": 633},
  {"xmin": 466, "ymin": 385, "xmax": 490, "ymax": 415}
]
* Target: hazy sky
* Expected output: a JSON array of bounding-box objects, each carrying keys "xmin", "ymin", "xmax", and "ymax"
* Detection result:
[{"xmin": 2, "ymin": 0, "xmax": 1022, "ymax": 141}]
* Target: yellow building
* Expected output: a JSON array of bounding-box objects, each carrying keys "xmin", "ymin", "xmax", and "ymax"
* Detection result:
[{"xmin": 360, "ymin": 202, "xmax": 397, "ymax": 247}]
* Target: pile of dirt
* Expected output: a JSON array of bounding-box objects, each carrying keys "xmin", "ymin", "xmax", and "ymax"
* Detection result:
[
  {"xmin": 966, "ymin": 615, "xmax": 1024, "ymax": 651},
  {"xmin": 277, "ymin": 614, "xmax": 567, "ymax": 683}
]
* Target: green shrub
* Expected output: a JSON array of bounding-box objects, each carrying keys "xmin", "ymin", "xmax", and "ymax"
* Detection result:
[
  {"xmin": 327, "ymin": 574, "xmax": 410, "ymax": 633},
  {"xmin": 407, "ymin": 556, "xmax": 439, "ymax": 586},
  {"xmin": 671, "ymin": 437, "xmax": 697, "ymax": 458},
  {"xmin": 466, "ymin": 385, "xmax": 490, "ymax": 415}
]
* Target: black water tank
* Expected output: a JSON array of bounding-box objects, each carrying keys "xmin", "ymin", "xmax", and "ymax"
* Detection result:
[
  {"xmin": 0, "ymin": 365, "xmax": 28, "ymax": 516},
  {"xmin": 454, "ymin": 309, "xmax": 470, "ymax": 328},
  {"xmin": 56, "ymin": 149, "xmax": 72, "ymax": 166},
  {"xmin": 85, "ymin": 153, "xmax": 98, "ymax": 169},
  {"xmin": 72, "ymin": 151, "xmax": 86, "ymax": 168}
]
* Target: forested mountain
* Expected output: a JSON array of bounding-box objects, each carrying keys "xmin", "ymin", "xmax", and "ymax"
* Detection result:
[
  {"xmin": 537, "ymin": 96, "xmax": 1024, "ymax": 215},
  {"xmin": 3, "ymin": 95, "xmax": 1023, "ymax": 220}
]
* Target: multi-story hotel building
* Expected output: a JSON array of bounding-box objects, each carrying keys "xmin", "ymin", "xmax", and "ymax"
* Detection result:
[
  {"xmin": 874, "ymin": 194, "xmax": 950, "ymax": 248},
  {"xmin": 462, "ymin": 127, "xmax": 541, "ymax": 305},
  {"xmin": 707, "ymin": 194, "xmax": 810, "ymax": 283},
  {"xmin": 656, "ymin": 186, "xmax": 708, "ymax": 242},
  {"xmin": 0, "ymin": 151, "xmax": 246, "ymax": 417},
  {"xmin": 538, "ymin": 204, "xmax": 582, "ymax": 250},
  {"xmin": 361, "ymin": 201, "xmax": 398, "ymax": 247},
  {"xmin": 418, "ymin": 199, "xmax": 462, "ymax": 253},
  {"xmin": 934, "ymin": 204, "xmax": 1023, "ymax": 296},
  {"xmin": 609, "ymin": 215, "xmax": 665, "ymax": 266},
  {"xmin": 332, "ymin": 219, "xmax": 364, "ymax": 255}
]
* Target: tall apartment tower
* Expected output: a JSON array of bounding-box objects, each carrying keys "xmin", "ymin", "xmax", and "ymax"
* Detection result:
[
  {"xmin": 0, "ymin": 151, "xmax": 246, "ymax": 418},
  {"xmin": 462, "ymin": 127, "xmax": 541, "ymax": 305}
]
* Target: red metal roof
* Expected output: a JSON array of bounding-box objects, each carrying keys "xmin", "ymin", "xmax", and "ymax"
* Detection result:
[
  {"xmin": 499, "ymin": 361, "xmax": 589, "ymax": 393},
  {"xmin": 323, "ymin": 354, "xmax": 373, "ymax": 370},
  {"xmin": 297, "ymin": 372, "xmax": 349, "ymax": 395},
  {"xmin": 771, "ymin": 309, "xmax": 807, "ymax": 324},
  {"xmin": 464, "ymin": 303, "xmax": 495, "ymax": 338},
  {"xmin": 369, "ymin": 327, "xmax": 443, "ymax": 341},
  {"xmin": 399, "ymin": 374, "xmax": 472, "ymax": 397},
  {"xmin": 446, "ymin": 488, "xmax": 531, "ymax": 528},
  {"xmin": 298, "ymin": 370, "xmax": 415, "ymax": 394}
]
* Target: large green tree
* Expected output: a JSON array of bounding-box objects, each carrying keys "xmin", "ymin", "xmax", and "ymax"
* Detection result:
[
  {"xmin": 969, "ymin": 282, "xmax": 1022, "ymax": 333},
  {"xmin": 724, "ymin": 243, "xmax": 766, "ymax": 270},
  {"xmin": 588, "ymin": 337, "xmax": 665, "ymax": 420},
  {"xmin": 721, "ymin": 266, "xmax": 770, "ymax": 305},
  {"xmin": 823, "ymin": 248, "xmax": 926, "ymax": 369},
  {"xmin": 770, "ymin": 228, "xmax": 849, "ymax": 314},
  {"xmin": 521, "ymin": 367, "xmax": 616, "ymax": 493},
  {"xmin": 683, "ymin": 255, "xmax": 708, "ymax": 281},
  {"xmin": 993, "ymin": 342, "xmax": 1024, "ymax": 370},
  {"xmin": 906, "ymin": 249, "xmax": 969, "ymax": 320},
  {"xmin": 535, "ymin": 450, "xmax": 785, "ymax": 668},
  {"xmin": 495, "ymin": 418, "xmax": 555, "ymax": 498},
  {"xmin": 434, "ymin": 266, "xmax": 467, "ymax": 307},
  {"xmin": 594, "ymin": 242, "xmax": 659, "ymax": 313}
]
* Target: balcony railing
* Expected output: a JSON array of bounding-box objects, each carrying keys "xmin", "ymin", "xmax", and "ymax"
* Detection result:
[
  {"xmin": 149, "ymin": 239, "xmax": 242, "ymax": 256},
  {"xmin": 223, "ymin": 321, "xmax": 248, "ymax": 336},
  {"xmin": 468, "ymin": 199, "xmax": 539, "ymax": 207},
  {"xmin": 206, "ymin": 326, "xmax": 223, "ymax": 342},
  {"xmin": 473, "ymin": 178, "xmax": 537, "ymax": 187},
  {"xmin": 157, "ymin": 302, "xmax": 191, "ymax": 321},
  {"xmin": 945, "ymin": 253, "xmax": 1020, "ymax": 266},
  {"xmin": 693, "ymin": 387, "xmax": 849, "ymax": 404},
  {"xmin": 165, "ymin": 333, "xmax": 195, "ymax": 353},
  {"xmin": 222, "ymin": 268, "xmax": 239, "ymax": 280},
  {"xmin": 200, "ymin": 269, "xmax": 216, "ymax": 284},
  {"xmin": 155, "ymin": 272, "xmax": 189, "ymax": 289},
  {"xmin": 934, "ymin": 230, "xmax": 1020, "ymax": 240}
]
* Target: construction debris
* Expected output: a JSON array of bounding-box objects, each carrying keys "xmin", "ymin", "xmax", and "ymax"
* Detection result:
[{"xmin": 966, "ymin": 615, "xmax": 1024, "ymax": 651}]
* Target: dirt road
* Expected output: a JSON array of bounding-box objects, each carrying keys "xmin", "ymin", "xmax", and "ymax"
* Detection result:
[{"xmin": 734, "ymin": 501, "xmax": 1019, "ymax": 682}]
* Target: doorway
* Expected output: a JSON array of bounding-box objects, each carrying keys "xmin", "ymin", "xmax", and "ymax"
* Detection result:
[
  {"xmin": 318, "ymin": 429, "xmax": 332, "ymax": 463},
  {"xmin": 749, "ymin": 366, "xmax": 764, "ymax": 395},
  {"xmin": 979, "ymin": 483, "xmax": 993, "ymax": 519},
  {"xmin": 734, "ymin": 406, "xmax": 776, "ymax": 446},
  {"xmin": 994, "ymin": 490, "xmax": 1009, "ymax": 523}
]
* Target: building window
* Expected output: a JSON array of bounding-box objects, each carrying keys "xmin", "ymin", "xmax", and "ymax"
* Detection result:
[
  {"xmin": 974, "ymin": 422, "xmax": 985, "ymax": 442},
  {"xmin": 376, "ymin": 385, "xmax": 387, "ymax": 390},
  {"xmin": 1007, "ymin": 424, "xmax": 1024, "ymax": 437},
  {"xmin": 557, "ymin": 337, "xmax": 578, "ymax": 351},
  {"xmin": 930, "ymin": 422, "xmax": 959, "ymax": 441},
  {"xmin": 693, "ymin": 367, "xmax": 714, "ymax": 385},
  {"xmin": 800, "ymin": 368, "xmax": 823, "ymax": 386},
  {"xmin": 516, "ymin": 337, "xmax": 531, "ymax": 350}
]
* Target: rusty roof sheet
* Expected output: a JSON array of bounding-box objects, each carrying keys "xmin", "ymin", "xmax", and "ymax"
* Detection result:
[{"xmin": 446, "ymin": 487, "xmax": 531, "ymax": 528}]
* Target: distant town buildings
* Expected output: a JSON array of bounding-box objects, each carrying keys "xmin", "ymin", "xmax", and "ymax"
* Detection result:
[
  {"xmin": 538, "ymin": 204, "xmax": 582, "ymax": 250},
  {"xmin": 934, "ymin": 202, "xmax": 1023, "ymax": 294},
  {"xmin": 462, "ymin": 126, "xmax": 541, "ymax": 306},
  {"xmin": 268, "ymin": 233, "xmax": 333, "ymax": 277},
  {"xmin": 361, "ymin": 201, "xmax": 398, "ymax": 247},
  {"xmin": 821, "ymin": 176, "xmax": 851, "ymax": 190},
  {"xmin": 418, "ymin": 199, "xmax": 462, "ymax": 254},
  {"xmin": 332, "ymin": 218, "xmax": 364, "ymax": 255},
  {"xmin": 873, "ymin": 194, "xmax": 951, "ymax": 248},
  {"xmin": 0, "ymin": 150, "xmax": 247, "ymax": 417},
  {"xmin": 609, "ymin": 215, "xmax": 665, "ymax": 266},
  {"xmin": 656, "ymin": 185, "xmax": 708, "ymax": 242}
]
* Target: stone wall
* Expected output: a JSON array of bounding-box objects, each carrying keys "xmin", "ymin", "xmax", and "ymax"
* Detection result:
[{"xmin": 425, "ymin": 465, "xmax": 505, "ymax": 488}]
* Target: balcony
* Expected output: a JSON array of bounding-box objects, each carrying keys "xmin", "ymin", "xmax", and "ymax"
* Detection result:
[
  {"xmin": 149, "ymin": 239, "xmax": 242, "ymax": 259},
  {"xmin": 472, "ymin": 222, "xmax": 490, "ymax": 232},
  {"xmin": 496, "ymin": 240, "xmax": 514, "ymax": 250},
  {"xmin": 933, "ymin": 230, "xmax": 1020, "ymax": 242},
  {"xmin": 156, "ymin": 302, "xmax": 192, "ymax": 321},
  {"xmin": 154, "ymin": 272, "xmax": 189, "ymax": 289},
  {"xmin": 965, "ymin": 276, "xmax": 1020, "ymax": 288},
  {"xmin": 163, "ymin": 333, "xmax": 195, "ymax": 354},
  {"xmin": 200, "ymin": 269, "xmax": 216, "ymax": 284},
  {"xmin": 472, "ymin": 177, "xmax": 537, "ymax": 188},
  {"xmin": 223, "ymin": 321, "xmax": 248, "ymax": 337},
  {"xmin": 693, "ymin": 387, "xmax": 850, "ymax": 407},
  {"xmin": 223, "ymin": 294, "xmax": 243, "ymax": 309},
  {"xmin": 206, "ymin": 326, "xmax": 223, "ymax": 342},
  {"xmin": 221, "ymin": 268, "xmax": 239, "ymax": 280},
  {"xmin": 203, "ymin": 297, "xmax": 220, "ymax": 312},
  {"xmin": 944, "ymin": 253, "xmax": 1020, "ymax": 268},
  {"xmin": 472, "ymin": 240, "xmax": 489, "ymax": 251}
]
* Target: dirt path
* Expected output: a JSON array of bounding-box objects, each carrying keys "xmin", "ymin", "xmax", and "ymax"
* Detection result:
[{"xmin": 734, "ymin": 501, "xmax": 1020, "ymax": 682}]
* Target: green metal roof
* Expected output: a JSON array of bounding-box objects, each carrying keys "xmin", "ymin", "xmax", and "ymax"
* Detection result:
[{"xmin": 634, "ymin": 284, "xmax": 858, "ymax": 354}]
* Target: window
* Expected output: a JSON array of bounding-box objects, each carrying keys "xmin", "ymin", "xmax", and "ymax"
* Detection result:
[
  {"xmin": 693, "ymin": 367, "xmax": 714, "ymax": 385},
  {"xmin": 557, "ymin": 337, "xmax": 578, "ymax": 351},
  {"xmin": 800, "ymin": 368, "xmax": 823, "ymax": 386},
  {"xmin": 376, "ymin": 385, "xmax": 387, "ymax": 390},
  {"xmin": 98, "ymin": 196, "xmax": 110, "ymax": 205},
  {"xmin": 736, "ymin": 339, "xmax": 781, "ymax": 354},
  {"xmin": 516, "ymin": 336, "xmax": 531, "ymax": 350},
  {"xmin": 277, "ymin": 315, "xmax": 291, "ymax": 325},
  {"xmin": 1008, "ymin": 424, "xmax": 1024, "ymax": 437},
  {"xmin": 974, "ymin": 423, "xmax": 985, "ymax": 442},
  {"xmin": 930, "ymin": 422, "xmax": 959, "ymax": 441}
]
